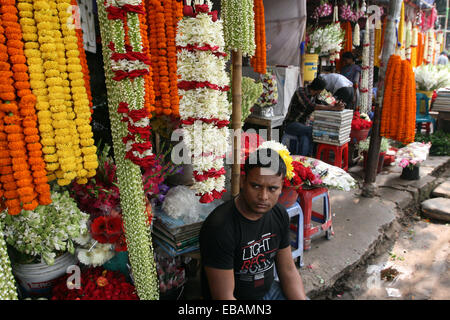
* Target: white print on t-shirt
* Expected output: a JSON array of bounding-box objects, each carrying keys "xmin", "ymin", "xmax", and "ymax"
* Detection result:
[{"xmin": 239, "ymin": 233, "xmax": 277, "ymax": 275}]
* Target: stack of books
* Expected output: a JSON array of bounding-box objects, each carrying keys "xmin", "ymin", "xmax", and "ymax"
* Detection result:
[
  {"xmin": 152, "ymin": 208, "xmax": 204, "ymax": 257},
  {"xmin": 312, "ymin": 109, "xmax": 353, "ymax": 146},
  {"xmin": 432, "ymin": 88, "xmax": 450, "ymax": 113}
]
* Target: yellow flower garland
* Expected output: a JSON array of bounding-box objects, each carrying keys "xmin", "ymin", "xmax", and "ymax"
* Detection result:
[
  {"xmin": 35, "ymin": 0, "xmax": 76, "ymax": 186},
  {"xmin": 18, "ymin": 0, "xmax": 58, "ymax": 181},
  {"xmin": 56, "ymin": 0, "xmax": 97, "ymax": 182}
]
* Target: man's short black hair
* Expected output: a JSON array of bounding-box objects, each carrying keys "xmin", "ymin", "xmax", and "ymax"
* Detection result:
[
  {"xmin": 244, "ymin": 148, "xmax": 287, "ymax": 178},
  {"xmin": 309, "ymin": 77, "xmax": 326, "ymax": 91},
  {"xmin": 342, "ymin": 51, "xmax": 355, "ymax": 61}
]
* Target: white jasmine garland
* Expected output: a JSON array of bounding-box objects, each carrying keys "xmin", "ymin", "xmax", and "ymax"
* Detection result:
[
  {"xmin": 111, "ymin": 59, "xmax": 149, "ymax": 72},
  {"xmin": 359, "ymin": 18, "xmax": 370, "ymax": 114},
  {"xmin": 353, "ymin": 23, "xmax": 360, "ymax": 46},
  {"xmin": 0, "ymin": 220, "xmax": 18, "ymax": 300},
  {"xmin": 221, "ymin": 0, "xmax": 255, "ymax": 56},
  {"xmin": 177, "ymin": 4, "xmax": 231, "ymax": 202}
]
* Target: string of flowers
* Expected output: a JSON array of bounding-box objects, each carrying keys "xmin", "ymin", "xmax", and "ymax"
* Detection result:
[
  {"xmin": 0, "ymin": 7, "xmax": 41, "ymax": 214},
  {"xmin": 221, "ymin": 0, "xmax": 255, "ymax": 57},
  {"xmin": 353, "ymin": 22, "xmax": 360, "ymax": 47},
  {"xmin": 1, "ymin": 0, "xmax": 51, "ymax": 206},
  {"xmin": 359, "ymin": 18, "xmax": 370, "ymax": 114},
  {"xmin": 250, "ymin": 0, "xmax": 266, "ymax": 74},
  {"xmin": 0, "ymin": 219, "xmax": 18, "ymax": 300},
  {"xmin": 71, "ymin": 0, "xmax": 93, "ymax": 112},
  {"xmin": 374, "ymin": 19, "xmax": 382, "ymax": 67},
  {"xmin": 18, "ymin": 0, "xmax": 57, "ymax": 181},
  {"xmin": 380, "ymin": 55, "xmax": 416, "ymax": 144},
  {"xmin": 138, "ymin": 2, "xmax": 155, "ymax": 117},
  {"xmin": 96, "ymin": 0, "xmax": 159, "ymax": 300},
  {"xmin": 56, "ymin": 0, "xmax": 98, "ymax": 184},
  {"xmin": 177, "ymin": 1, "xmax": 231, "ymax": 203}
]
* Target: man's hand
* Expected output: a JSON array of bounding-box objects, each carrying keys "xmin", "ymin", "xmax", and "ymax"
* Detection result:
[
  {"xmin": 275, "ymin": 247, "xmax": 307, "ymax": 300},
  {"xmin": 334, "ymin": 101, "xmax": 345, "ymax": 111}
]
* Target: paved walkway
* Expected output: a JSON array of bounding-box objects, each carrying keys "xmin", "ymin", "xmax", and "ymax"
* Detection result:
[{"xmin": 302, "ymin": 156, "xmax": 450, "ymax": 298}]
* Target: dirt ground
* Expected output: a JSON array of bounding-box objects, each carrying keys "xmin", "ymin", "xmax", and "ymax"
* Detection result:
[{"xmin": 319, "ymin": 215, "xmax": 450, "ymax": 300}]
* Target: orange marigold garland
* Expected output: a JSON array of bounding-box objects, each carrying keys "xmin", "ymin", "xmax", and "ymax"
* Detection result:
[
  {"xmin": 250, "ymin": 0, "xmax": 266, "ymax": 74},
  {"xmin": 139, "ymin": 2, "xmax": 155, "ymax": 117}
]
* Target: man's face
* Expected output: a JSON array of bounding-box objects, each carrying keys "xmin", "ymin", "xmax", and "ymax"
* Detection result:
[{"xmin": 240, "ymin": 167, "xmax": 284, "ymax": 216}]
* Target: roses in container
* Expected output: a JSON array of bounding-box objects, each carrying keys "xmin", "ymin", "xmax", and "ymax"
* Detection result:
[
  {"xmin": 0, "ymin": 190, "xmax": 89, "ymax": 266},
  {"xmin": 51, "ymin": 267, "xmax": 138, "ymax": 300},
  {"xmin": 395, "ymin": 142, "xmax": 431, "ymax": 168},
  {"xmin": 352, "ymin": 111, "xmax": 372, "ymax": 130}
]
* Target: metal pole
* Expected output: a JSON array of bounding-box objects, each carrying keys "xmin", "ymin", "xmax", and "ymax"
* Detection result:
[
  {"xmin": 231, "ymin": 49, "xmax": 242, "ymax": 197},
  {"xmin": 362, "ymin": 0, "xmax": 403, "ymax": 197}
]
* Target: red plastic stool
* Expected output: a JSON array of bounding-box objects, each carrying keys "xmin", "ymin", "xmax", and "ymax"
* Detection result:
[
  {"xmin": 297, "ymin": 187, "xmax": 333, "ymax": 251},
  {"xmin": 315, "ymin": 142, "xmax": 349, "ymax": 171}
]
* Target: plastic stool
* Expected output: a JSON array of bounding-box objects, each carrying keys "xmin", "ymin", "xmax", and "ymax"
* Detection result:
[
  {"xmin": 316, "ymin": 142, "xmax": 349, "ymax": 171},
  {"xmin": 274, "ymin": 202, "xmax": 304, "ymax": 281},
  {"xmin": 297, "ymin": 187, "xmax": 333, "ymax": 251},
  {"xmin": 281, "ymin": 133, "xmax": 300, "ymax": 155}
]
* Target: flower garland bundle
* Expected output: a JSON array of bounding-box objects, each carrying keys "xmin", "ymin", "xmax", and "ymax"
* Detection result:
[
  {"xmin": 398, "ymin": 1, "xmax": 405, "ymax": 50},
  {"xmin": 374, "ymin": 19, "xmax": 382, "ymax": 68},
  {"xmin": 405, "ymin": 20, "xmax": 412, "ymax": 61},
  {"xmin": 0, "ymin": 220, "xmax": 18, "ymax": 300},
  {"xmin": 359, "ymin": 18, "xmax": 370, "ymax": 114},
  {"xmin": 221, "ymin": 0, "xmax": 255, "ymax": 57},
  {"xmin": 339, "ymin": 2, "xmax": 355, "ymax": 22},
  {"xmin": 353, "ymin": 22, "xmax": 360, "ymax": 47},
  {"xmin": 0, "ymin": 4, "xmax": 52, "ymax": 213},
  {"xmin": 56, "ymin": 0, "xmax": 98, "ymax": 184},
  {"xmin": 177, "ymin": 2, "xmax": 231, "ymax": 203},
  {"xmin": 250, "ymin": 0, "xmax": 266, "ymax": 74},
  {"xmin": 380, "ymin": 55, "xmax": 416, "ymax": 144},
  {"xmin": 71, "ymin": 0, "xmax": 93, "ymax": 111},
  {"xmin": 97, "ymin": 0, "xmax": 159, "ymax": 300},
  {"xmin": 425, "ymin": 29, "xmax": 435, "ymax": 64}
]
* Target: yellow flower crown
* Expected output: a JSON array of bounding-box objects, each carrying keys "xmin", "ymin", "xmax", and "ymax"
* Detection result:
[{"xmin": 257, "ymin": 141, "xmax": 294, "ymax": 180}]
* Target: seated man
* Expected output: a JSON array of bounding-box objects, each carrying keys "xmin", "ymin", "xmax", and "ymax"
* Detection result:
[
  {"xmin": 200, "ymin": 149, "xmax": 308, "ymax": 300},
  {"xmin": 319, "ymin": 69, "xmax": 355, "ymax": 110},
  {"xmin": 282, "ymin": 77, "xmax": 344, "ymax": 156}
]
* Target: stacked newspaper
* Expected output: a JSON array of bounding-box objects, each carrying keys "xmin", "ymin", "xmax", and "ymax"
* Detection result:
[
  {"xmin": 312, "ymin": 109, "xmax": 353, "ymax": 146},
  {"xmin": 432, "ymin": 88, "xmax": 450, "ymax": 113}
]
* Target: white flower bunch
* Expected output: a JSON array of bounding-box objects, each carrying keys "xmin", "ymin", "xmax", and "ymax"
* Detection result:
[
  {"xmin": 0, "ymin": 191, "xmax": 89, "ymax": 266},
  {"xmin": 77, "ymin": 240, "xmax": 115, "ymax": 267},
  {"xmin": 414, "ymin": 64, "xmax": 450, "ymax": 91},
  {"xmin": 308, "ymin": 23, "xmax": 344, "ymax": 55}
]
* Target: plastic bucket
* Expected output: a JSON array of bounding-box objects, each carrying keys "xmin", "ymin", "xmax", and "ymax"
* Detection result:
[
  {"xmin": 302, "ymin": 54, "xmax": 319, "ymax": 82},
  {"xmin": 12, "ymin": 252, "xmax": 78, "ymax": 298},
  {"xmin": 417, "ymin": 90, "xmax": 433, "ymax": 113},
  {"xmin": 350, "ymin": 128, "xmax": 370, "ymax": 142},
  {"xmin": 400, "ymin": 165, "xmax": 420, "ymax": 180}
]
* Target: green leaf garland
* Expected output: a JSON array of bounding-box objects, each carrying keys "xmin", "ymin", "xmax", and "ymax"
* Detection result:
[
  {"xmin": 221, "ymin": 0, "xmax": 256, "ymax": 56},
  {"xmin": 96, "ymin": 1, "xmax": 159, "ymax": 300}
]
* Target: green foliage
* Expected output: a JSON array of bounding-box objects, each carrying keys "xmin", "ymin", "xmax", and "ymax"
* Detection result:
[
  {"xmin": 415, "ymin": 130, "xmax": 450, "ymax": 156},
  {"xmin": 228, "ymin": 76, "xmax": 263, "ymax": 126}
]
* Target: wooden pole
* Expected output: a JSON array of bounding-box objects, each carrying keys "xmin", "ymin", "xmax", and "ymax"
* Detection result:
[
  {"xmin": 231, "ymin": 49, "xmax": 243, "ymax": 197},
  {"xmin": 362, "ymin": 0, "xmax": 403, "ymax": 197}
]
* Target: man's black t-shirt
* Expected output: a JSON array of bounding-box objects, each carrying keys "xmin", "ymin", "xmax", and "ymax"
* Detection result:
[{"xmin": 199, "ymin": 198, "xmax": 290, "ymax": 300}]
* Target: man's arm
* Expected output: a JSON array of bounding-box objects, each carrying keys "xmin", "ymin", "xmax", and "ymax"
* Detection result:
[
  {"xmin": 275, "ymin": 246, "xmax": 307, "ymax": 300},
  {"xmin": 204, "ymin": 266, "xmax": 236, "ymax": 300},
  {"xmin": 314, "ymin": 102, "xmax": 345, "ymax": 111}
]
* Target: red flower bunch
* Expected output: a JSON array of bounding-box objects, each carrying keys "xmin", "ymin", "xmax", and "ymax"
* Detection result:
[
  {"xmin": 351, "ymin": 111, "xmax": 372, "ymax": 130},
  {"xmin": 91, "ymin": 214, "xmax": 125, "ymax": 249},
  {"xmin": 284, "ymin": 161, "xmax": 321, "ymax": 193},
  {"xmin": 51, "ymin": 267, "xmax": 138, "ymax": 300}
]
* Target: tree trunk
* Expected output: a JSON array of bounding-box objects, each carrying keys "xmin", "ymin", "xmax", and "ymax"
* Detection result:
[
  {"xmin": 362, "ymin": 0, "xmax": 403, "ymax": 198},
  {"xmin": 231, "ymin": 49, "xmax": 243, "ymax": 197}
]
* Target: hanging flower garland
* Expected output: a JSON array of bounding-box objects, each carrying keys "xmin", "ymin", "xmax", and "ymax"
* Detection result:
[
  {"xmin": 312, "ymin": 0, "xmax": 332, "ymax": 21},
  {"xmin": 221, "ymin": 0, "xmax": 255, "ymax": 57},
  {"xmin": 380, "ymin": 55, "xmax": 416, "ymax": 144},
  {"xmin": 71, "ymin": 0, "xmax": 93, "ymax": 112},
  {"xmin": 177, "ymin": 1, "xmax": 231, "ymax": 203},
  {"xmin": 353, "ymin": 22, "xmax": 360, "ymax": 47},
  {"xmin": 0, "ymin": 219, "xmax": 18, "ymax": 300},
  {"xmin": 96, "ymin": 0, "xmax": 159, "ymax": 300},
  {"xmin": 374, "ymin": 19, "xmax": 382, "ymax": 68},
  {"xmin": 250, "ymin": 0, "xmax": 266, "ymax": 74},
  {"xmin": 359, "ymin": 18, "xmax": 370, "ymax": 114}
]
